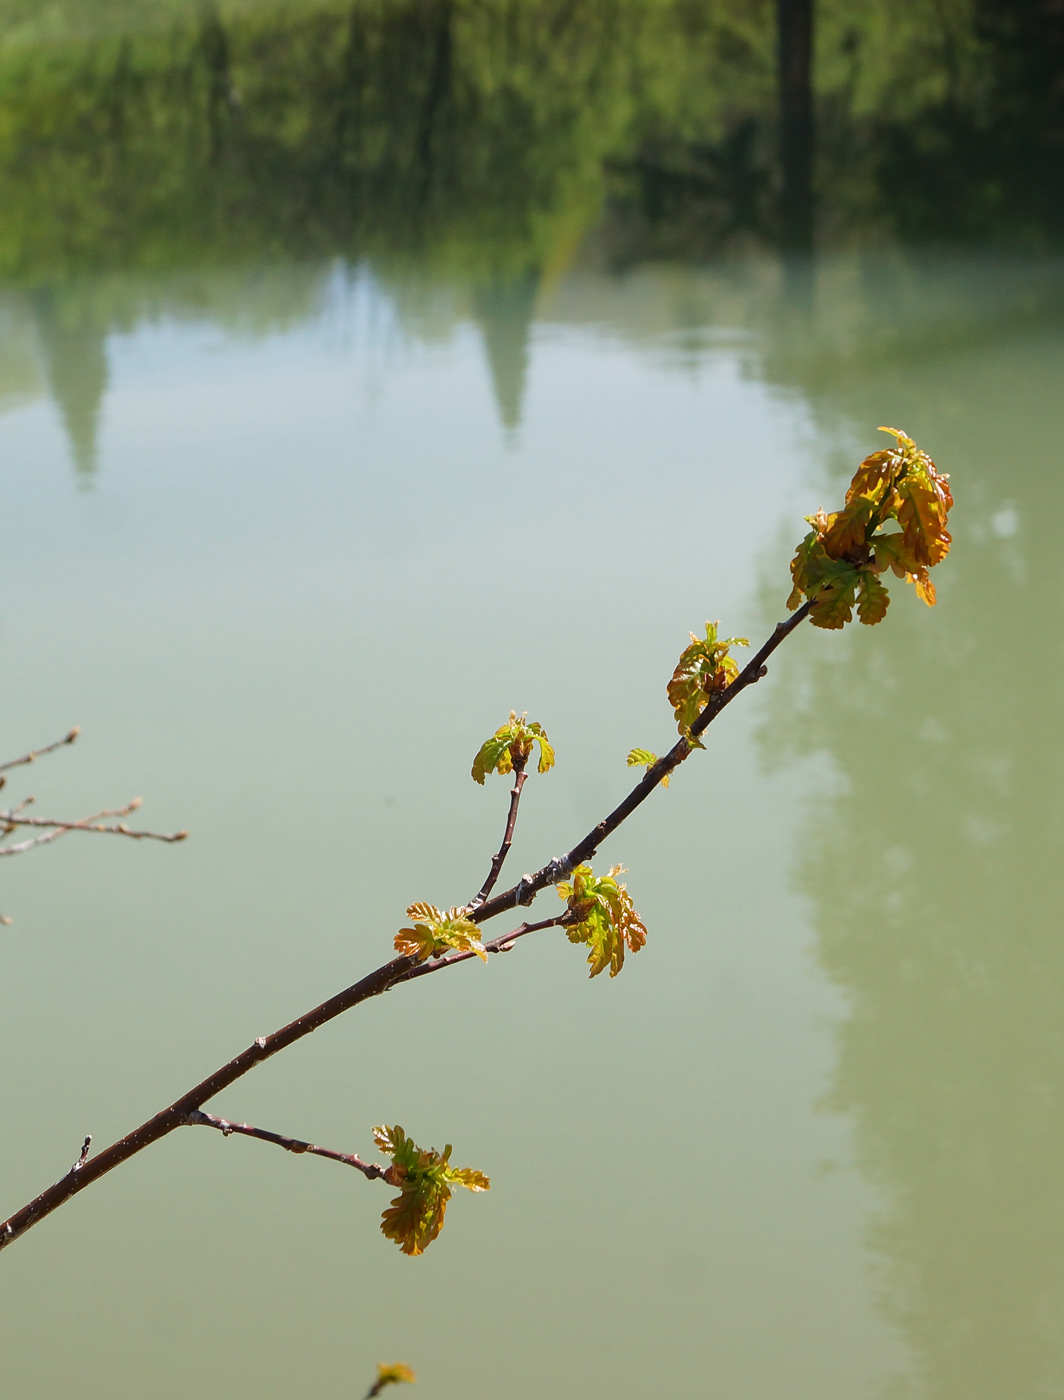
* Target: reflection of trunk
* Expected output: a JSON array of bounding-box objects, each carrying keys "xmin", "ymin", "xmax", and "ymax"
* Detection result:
[
  {"xmin": 777, "ymin": 0, "xmax": 814, "ymax": 252},
  {"xmin": 414, "ymin": 0, "xmax": 450, "ymax": 203},
  {"xmin": 199, "ymin": 1, "xmax": 237, "ymax": 163},
  {"xmin": 417, "ymin": 0, "xmax": 453, "ymax": 202}
]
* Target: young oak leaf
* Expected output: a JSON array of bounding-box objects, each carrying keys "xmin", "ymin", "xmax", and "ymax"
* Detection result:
[
  {"xmin": 395, "ymin": 904, "xmax": 486, "ymax": 962},
  {"xmin": 626, "ymin": 748, "xmax": 670, "ymax": 787},
  {"xmin": 856, "ymin": 569, "xmax": 890, "ymax": 624},
  {"xmin": 372, "ymin": 1125, "xmax": 489, "ymax": 1257},
  {"xmin": 471, "ymin": 711, "xmax": 555, "ymax": 784},
  {"xmin": 872, "ymin": 533, "xmax": 936, "ymax": 607},
  {"xmin": 556, "ymin": 863, "xmax": 648, "ymax": 978},
  {"xmin": 787, "ymin": 427, "xmax": 952, "ymax": 626},
  {"xmin": 667, "ymin": 622, "xmax": 749, "ymax": 736}
]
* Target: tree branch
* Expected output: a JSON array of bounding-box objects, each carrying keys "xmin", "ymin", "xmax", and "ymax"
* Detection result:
[
  {"xmin": 186, "ymin": 1110, "xmax": 390, "ymax": 1181},
  {"xmin": 394, "ymin": 916, "xmax": 562, "ymax": 984},
  {"xmin": 0, "ymin": 799, "xmax": 188, "ymax": 855},
  {"xmin": 469, "ymin": 760, "xmax": 527, "ymax": 909},
  {"xmin": 0, "ymin": 605, "xmax": 812, "ymax": 1253},
  {"xmin": 0, "ymin": 727, "xmax": 80, "ymax": 777}
]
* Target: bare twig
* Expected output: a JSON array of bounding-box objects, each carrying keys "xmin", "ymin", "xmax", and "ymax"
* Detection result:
[
  {"xmin": 0, "ymin": 799, "xmax": 188, "ymax": 857},
  {"xmin": 0, "ymin": 606, "xmax": 812, "ymax": 1253},
  {"xmin": 469, "ymin": 759, "xmax": 527, "ymax": 909},
  {"xmin": 0, "ymin": 727, "xmax": 80, "ymax": 777},
  {"xmin": 186, "ymin": 1111, "xmax": 390, "ymax": 1181}
]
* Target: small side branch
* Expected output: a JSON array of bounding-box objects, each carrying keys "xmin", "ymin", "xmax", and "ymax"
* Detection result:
[
  {"xmin": 394, "ymin": 916, "xmax": 562, "ymax": 985},
  {"xmin": 0, "ymin": 727, "xmax": 80, "ymax": 777},
  {"xmin": 0, "ymin": 799, "xmax": 188, "ymax": 857},
  {"xmin": 186, "ymin": 1111, "xmax": 390, "ymax": 1181},
  {"xmin": 470, "ymin": 763, "xmax": 527, "ymax": 909}
]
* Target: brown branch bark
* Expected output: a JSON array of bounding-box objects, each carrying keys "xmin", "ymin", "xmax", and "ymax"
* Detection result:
[
  {"xmin": 186, "ymin": 1110, "xmax": 390, "ymax": 1180},
  {"xmin": 469, "ymin": 760, "xmax": 527, "ymax": 909},
  {"xmin": 0, "ymin": 604, "xmax": 812, "ymax": 1254}
]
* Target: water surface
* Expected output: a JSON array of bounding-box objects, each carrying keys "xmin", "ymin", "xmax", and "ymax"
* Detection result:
[{"xmin": 2, "ymin": 7, "xmax": 1064, "ymax": 1398}]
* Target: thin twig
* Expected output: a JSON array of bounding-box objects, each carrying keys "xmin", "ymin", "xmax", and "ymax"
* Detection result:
[
  {"xmin": 0, "ymin": 606, "xmax": 812, "ymax": 1253},
  {"xmin": 0, "ymin": 728, "xmax": 80, "ymax": 776},
  {"xmin": 186, "ymin": 1111, "xmax": 390, "ymax": 1181},
  {"xmin": 469, "ymin": 761, "xmax": 527, "ymax": 909},
  {"xmin": 0, "ymin": 800, "xmax": 188, "ymax": 856}
]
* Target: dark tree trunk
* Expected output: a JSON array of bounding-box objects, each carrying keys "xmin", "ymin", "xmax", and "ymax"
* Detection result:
[{"xmin": 777, "ymin": 0, "xmax": 814, "ymax": 252}]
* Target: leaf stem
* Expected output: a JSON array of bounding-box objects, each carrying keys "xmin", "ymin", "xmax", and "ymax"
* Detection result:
[
  {"xmin": 186, "ymin": 1111, "xmax": 390, "ymax": 1180},
  {"xmin": 469, "ymin": 763, "xmax": 527, "ymax": 909}
]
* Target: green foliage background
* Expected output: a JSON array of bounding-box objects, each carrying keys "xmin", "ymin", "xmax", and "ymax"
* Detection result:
[{"xmin": 0, "ymin": 0, "xmax": 1052, "ymax": 289}]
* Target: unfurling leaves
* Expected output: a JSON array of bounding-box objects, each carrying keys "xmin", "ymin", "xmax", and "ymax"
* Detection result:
[
  {"xmin": 557, "ymin": 863, "xmax": 648, "ymax": 978},
  {"xmin": 787, "ymin": 427, "xmax": 952, "ymax": 629},
  {"xmin": 471, "ymin": 711, "xmax": 555, "ymax": 784},
  {"xmin": 627, "ymin": 748, "xmax": 670, "ymax": 787},
  {"xmin": 365, "ymin": 1363, "xmax": 417, "ymax": 1397},
  {"xmin": 395, "ymin": 904, "xmax": 486, "ymax": 962},
  {"xmin": 667, "ymin": 623, "xmax": 749, "ymax": 737},
  {"xmin": 373, "ymin": 1125, "xmax": 490, "ymax": 1256}
]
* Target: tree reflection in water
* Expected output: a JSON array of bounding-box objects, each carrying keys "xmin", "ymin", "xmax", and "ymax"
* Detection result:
[{"xmin": 755, "ymin": 258, "xmax": 1064, "ymax": 1398}]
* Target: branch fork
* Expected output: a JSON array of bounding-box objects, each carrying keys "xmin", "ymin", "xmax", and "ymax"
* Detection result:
[{"xmin": 0, "ymin": 603, "xmax": 815, "ymax": 1252}]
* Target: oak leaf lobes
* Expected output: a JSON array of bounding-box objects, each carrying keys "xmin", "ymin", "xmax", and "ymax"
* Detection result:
[
  {"xmin": 557, "ymin": 863, "xmax": 648, "ymax": 978},
  {"xmin": 787, "ymin": 427, "xmax": 952, "ymax": 629},
  {"xmin": 395, "ymin": 904, "xmax": 486, "ymax": 962},
  {"xmin": 372, "ymin": 1125, "xmax": 489, "ymax": 1257},
  {"xmin": 667, "ymin": 623, "xmax": 749, "ymax": 737},
  {"xmin": 471, "ymin": 711, "xmax": 555, "ymax": 784}
]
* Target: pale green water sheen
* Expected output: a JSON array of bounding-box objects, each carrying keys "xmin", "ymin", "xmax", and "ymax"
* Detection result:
[{"xmin": 1, "ymin": 246, "xmax": 1062, "ymax": 1400}]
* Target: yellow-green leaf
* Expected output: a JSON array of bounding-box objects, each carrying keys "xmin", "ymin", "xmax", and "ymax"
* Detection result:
[
  {"xmin": 557, "ymin": 863, "xmax": 648, "ymax": 978},
  {"xmin": 471, "ymin": 712, "xmax": 554, "ymax": 783},
  {"xmin": 626, "ymin": 748, "xmax": 669, "ymax": 787},
  {"xmin": 369, "ymin": 1362, "xmax": 416, "ymax": 1394},
  {"xmin": 667, "ymin": 623, "xmax": 747, "ymax": 735},
  {"xmin": 395, "ymin": 905, "xmax": 486, "ymax": 962},
  {"xmin": 373, "ymin": 1125, "xmax": 490, "ymax": 1257}
]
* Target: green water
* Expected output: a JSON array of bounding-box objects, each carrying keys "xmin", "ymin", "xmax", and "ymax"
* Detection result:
[{"xmin": 3, "ymin": 5, "xmax": 1064, "ymax": 1399}]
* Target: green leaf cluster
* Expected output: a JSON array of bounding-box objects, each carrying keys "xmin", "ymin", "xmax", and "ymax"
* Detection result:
[
  {"xmin": 667, "ymin": 622, "xmax": 749, "ymax": 737},
  {"xmin": 373, "ymin": 1125, "xmax": 490, "ymax": 1257},
  {"xmin": 787, "ymin": 426, "xmax": 954, "ymax": 630},
  {"xmin": 626, "ymin": 748, "xmax": 669, "ymax": 787},
  {"xmin": 556, "ymin": 863, "xmax": 648, "ymax": 978},
  {"xmin": 471, "ymin": 711, "xmax": 555, "ymax": 784},
  {"xmin": 395, "ymin": 904, "xmax": 486, "ymax": 962}
]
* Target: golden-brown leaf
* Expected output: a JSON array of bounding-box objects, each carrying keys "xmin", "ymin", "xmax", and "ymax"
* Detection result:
[
  {"xmin": 557, "ymin": 863, "xmax": 648, "ymax": 978},
  {"xmin": 394, "ymin": 905, "xmax": 486, "ymax": 962},
  {"xmin": 856, "ymin": 569, "xmax": 890, "ymax": 625},
  {"xmin": 373, "ymin": 1126, "xmax": 489, "ymax": 1257}
]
